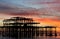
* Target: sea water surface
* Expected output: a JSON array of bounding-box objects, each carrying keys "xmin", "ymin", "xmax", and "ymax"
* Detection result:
[{"xmin": 0, "ymin": 36, "xmax": 60, "ymax": 39}]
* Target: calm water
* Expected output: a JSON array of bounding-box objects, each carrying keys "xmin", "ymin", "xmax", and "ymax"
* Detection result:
[{"xmin": 0, "ymin": 36, "xmax": 60, "ymax": 39}]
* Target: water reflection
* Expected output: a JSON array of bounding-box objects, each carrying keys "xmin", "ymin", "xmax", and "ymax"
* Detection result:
[{"xmin": 0, "ymin": 36, "xmax": 60, "ymax": 39}]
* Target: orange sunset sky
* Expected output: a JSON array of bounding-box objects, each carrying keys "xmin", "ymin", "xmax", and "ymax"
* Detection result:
[{"xmin": 0, "ymin": 0, "xmax": 60, "ymax": 29}]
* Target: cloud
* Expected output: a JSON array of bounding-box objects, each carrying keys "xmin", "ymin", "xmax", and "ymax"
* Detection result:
[
  {"xmin": 0, "ymin": 0, "xmax": 60, "ymax": 26},
  {"xmin": 0, "ymin": 0, "xmax": 60, "ymax": 21},
  {"xmin": 0, "ymin": 2, "xmax": 39, "ymax": 19}
]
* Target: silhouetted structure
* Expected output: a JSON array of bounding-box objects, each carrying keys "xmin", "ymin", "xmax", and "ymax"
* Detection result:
[
  {"xmin": 3, "ymin": 17, "xmax": 39, "ymax": 26},
  {"xmin": 3, "ymin": 17, "xmax": 40, "ymax": 38},
  {"xmin": 0, "ymin": 17, "xmax": 57, "ymax": 38},
  {"xmin": 44, "ymin": 26, "xmax": 57, "ymax": 36}
]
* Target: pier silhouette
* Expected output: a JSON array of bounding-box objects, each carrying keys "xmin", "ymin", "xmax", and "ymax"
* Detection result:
[{"xmin": 0, "ymin": 17, "xmax": 57, "ymax": 38}]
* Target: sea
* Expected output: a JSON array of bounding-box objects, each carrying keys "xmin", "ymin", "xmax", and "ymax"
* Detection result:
[{"xmin": 0, "ymin": 36, "xmax": 60, "ymax": 39}]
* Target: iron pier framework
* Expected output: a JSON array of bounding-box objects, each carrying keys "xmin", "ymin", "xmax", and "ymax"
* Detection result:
[{"xmin": 0, "ymin": 17, "xmax": 57, "ymax": 38}]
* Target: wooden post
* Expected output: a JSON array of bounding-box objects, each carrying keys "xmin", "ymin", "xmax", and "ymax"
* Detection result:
[{"xmin": 55, "ymin": 27, "xmax": 57, "ymax": 36}]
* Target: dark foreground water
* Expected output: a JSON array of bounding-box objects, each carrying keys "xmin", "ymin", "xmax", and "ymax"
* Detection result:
[{"xmin": 0, "ymin": 36, "xmax": 60, "ymax": 39}]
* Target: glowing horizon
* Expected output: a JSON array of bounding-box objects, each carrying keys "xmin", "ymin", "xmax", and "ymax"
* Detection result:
[{"xmin": 0, "ymin": 0, "xmax": 60, "ymax": 27}]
